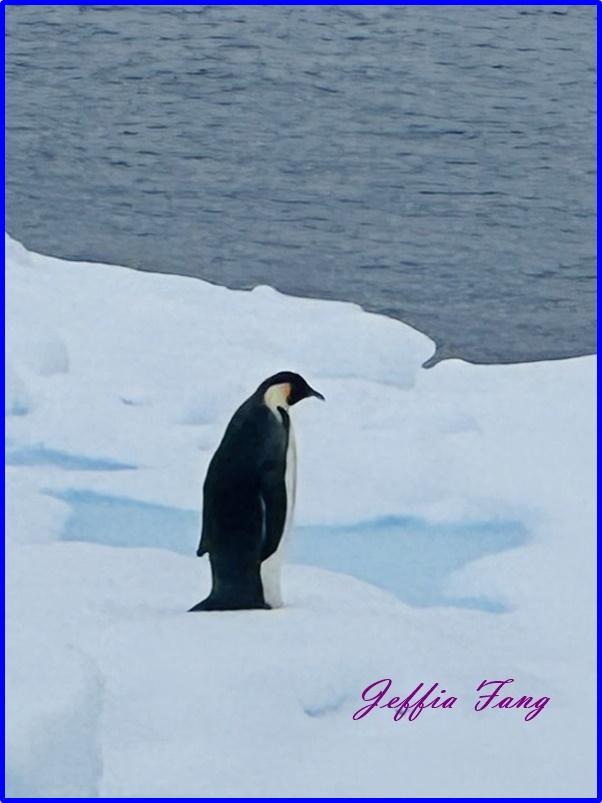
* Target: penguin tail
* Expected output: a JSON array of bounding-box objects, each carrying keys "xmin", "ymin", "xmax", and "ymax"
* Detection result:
[{"xmin": 188, "ymin": 598, "xmax": 215, "ymax": 612}]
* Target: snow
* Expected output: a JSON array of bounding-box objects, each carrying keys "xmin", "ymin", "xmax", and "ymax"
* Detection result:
[{"xmin": 4, "ymin": 232, "xmax": 596, "ymax": 797}]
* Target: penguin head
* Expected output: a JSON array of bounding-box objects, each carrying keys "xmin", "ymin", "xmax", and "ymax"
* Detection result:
[{"xmin": 257, "ymin": 371, "xmax": 325, "ymax": 408}]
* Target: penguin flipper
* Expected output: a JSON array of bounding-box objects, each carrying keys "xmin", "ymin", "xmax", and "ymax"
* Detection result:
[{"xmin": 259, "ymin": 464, "xmax": 287, "ymax": 563}]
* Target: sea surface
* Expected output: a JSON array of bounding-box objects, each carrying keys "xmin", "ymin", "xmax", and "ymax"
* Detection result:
[{"xmin": 5, "ymin": 4, "xmax": 596, "ymax": 364}]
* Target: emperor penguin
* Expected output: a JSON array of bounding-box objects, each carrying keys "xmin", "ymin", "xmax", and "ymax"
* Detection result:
[{"xmin": 189, "ymin": 372, "xmax": 324, "ymax": 611}]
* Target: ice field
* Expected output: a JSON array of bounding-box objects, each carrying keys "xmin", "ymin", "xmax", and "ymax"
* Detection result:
[{"xmin": 5, "ymin": 234, "xmax": 596, "ymax": 797}]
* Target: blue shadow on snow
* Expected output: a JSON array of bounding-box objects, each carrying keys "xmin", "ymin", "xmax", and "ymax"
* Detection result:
[
  {"xmin": 46, "ymin": 490, "xmax": 527, "ymax": 613},
  {"xmin": 5, "ymin": 444, "xmax": 136, "ymax": 471}
]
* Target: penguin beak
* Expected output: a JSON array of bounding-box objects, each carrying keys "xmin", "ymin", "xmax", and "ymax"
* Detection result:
[{"xmin": 310, "ymin": 387, "xmax": 325, "ymax": 401}]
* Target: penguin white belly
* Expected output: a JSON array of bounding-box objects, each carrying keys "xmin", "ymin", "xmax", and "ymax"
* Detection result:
[{"xmin": 261, "ymin": 424, "xmax": 296, "ymax": 608}]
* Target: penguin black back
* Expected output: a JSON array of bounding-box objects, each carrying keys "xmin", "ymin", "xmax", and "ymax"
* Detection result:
[{"xmin": 189, "ymin": 372, "xmax": 324, "ymax": 611}]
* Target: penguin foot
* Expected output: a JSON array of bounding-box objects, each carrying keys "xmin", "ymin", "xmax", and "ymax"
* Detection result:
[{"xmin": 188, "ymin": 597, "xmax": 271, "ymax": 612}]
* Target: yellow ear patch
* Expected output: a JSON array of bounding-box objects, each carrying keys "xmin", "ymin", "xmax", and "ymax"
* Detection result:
[{"xmin": 264, "ymin": 382, "xmax": 291, "ymax": 414}]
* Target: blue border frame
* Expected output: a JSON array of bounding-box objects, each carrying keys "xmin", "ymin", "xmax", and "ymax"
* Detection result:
[
  {"xmin": 1, "ymin": 0, "xmax": 598, "ymax": 4},
  {"xmin": 2, "ymin": 1, "xmax": 599, "ymax": 800}
]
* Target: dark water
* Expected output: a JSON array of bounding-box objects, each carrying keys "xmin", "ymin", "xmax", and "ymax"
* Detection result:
[{"xmin": 5, "ymin": 5, "xmax": 596, "ymax": 364}]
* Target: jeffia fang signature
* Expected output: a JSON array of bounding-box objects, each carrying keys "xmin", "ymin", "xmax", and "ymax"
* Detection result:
[{"xmin": 353, "ymin": 678, "xmax": 550, "ymax": 722}]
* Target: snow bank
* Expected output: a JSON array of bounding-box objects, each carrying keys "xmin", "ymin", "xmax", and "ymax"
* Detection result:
[{"xmin": 4, "ymin": 233, "xmax": 596, "ymax": 797}]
